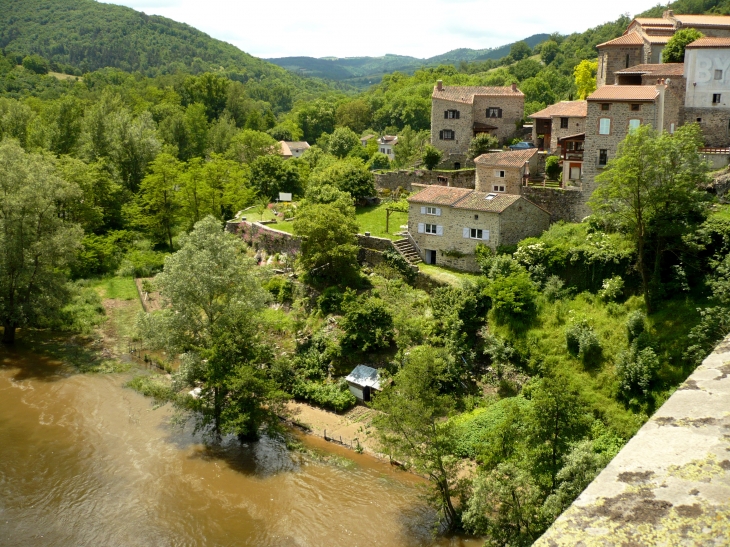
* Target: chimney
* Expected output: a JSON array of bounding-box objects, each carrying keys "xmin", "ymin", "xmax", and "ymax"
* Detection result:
[
  {"xmin": 511, "ymin": 83, "xmax": 518, "ymax": 92},
  {"xmin": 664, "ymin": 9, "xmax": 674, "ymax": 18},
  {"xmin": 437, "ymin": 80, "xmax": 443, "ymax": 91},
  {"xmin": 656, "ymin": 78, "xmax": 667, "ymax": 133}
]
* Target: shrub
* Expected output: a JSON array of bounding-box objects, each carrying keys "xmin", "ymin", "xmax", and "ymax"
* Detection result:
[
  {"xmin": 599, "ymin": 275, "xmax": 624, "ymax": 302},
  {"xmin": 545, "ymin": 156, "xmax": 561, "ymax": 180},
  {"xmin": 318, "ymin": 286, "xmax": 345, "ymax": 314},
  {"xmin": 422, "ymin": 145, "xmax": 443, "ymax": 170},
  {"xmin": 263, "ymin": 276, "xmax": 294, "ymax": 303},
  {"xmin": 382, "ymin": 249, "xmax": 416, "ymax": 284},
  {"xmin": 22, "ymin": 54, "xmax": 49, "ymax": 74},
  {"xmin": 368, "ymin": 152, "xmax": 391, "ymax": 171},
  {"xmin": 544, "ymin": 275, "xmax": 572, "ymax": 302},
  {"xmin": 486, "ymin": 272, "xmax": 538, "ymax": 329},
  {"xmin": 468, "ymin": 134, "xmax": 499, "ymax": 160},
  {"xmin": 625, "ymin": 311, "xmax": 646, "ymax": 343},
  {"xmin": 565, "ymin": 319, "xmax": 602, "ymax": 365},
  {"xmin": 341, "ymin": 297, "xmax": 394, "ymax": 352},
  {"xmin": 615, "ymin": 345, "xmax": 659, "ymax": 396},
  {"xmin": 291, "ymin": 379, "xmax": 356, "ymax": 412}
]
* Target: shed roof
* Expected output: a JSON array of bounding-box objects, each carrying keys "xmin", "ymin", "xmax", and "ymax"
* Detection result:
[
  {"xmin": 615, "ymin": 63, "xmax": 684, "ymax": 76},
  {"xmin": 557, "ymin": 133, "xmax": 585, "ymax": 143},
  {"xmin": 433, "ymin": 85, "xmax": 524, "ymax": 104},
  {"xmin": 587, "ymin": 85, "xmax": 659, "ymax": 102},
  {"xmin": 596, "ymin": 32, "xmax": 645, "ymax": 48},
  {"xmin": 407, "ymin": 185, "xmax": 473, "ymax": 206},
  {"xmin": 346, "ymin": 365, "xmax": 381, "ymax": 389},
  {"xmin": 686, "ymin": 37, "xmax": 730, "ymax": 49},
  {"xmin": 529, "ymin": 101, "xmax": 587, "ymax": 119},
  {"xmin": 474, "ymin": 148, "xmax": 538, "ymax": 168}
]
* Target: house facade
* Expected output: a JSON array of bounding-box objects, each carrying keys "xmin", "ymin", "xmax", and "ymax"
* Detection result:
[
  {"xmin": 280, "ymin": 141, "xmax": 310, "ymax": 159},
  {"xmin": 529, "ymin": 101, "xmax": 587, "ymax": 152},
  {"xmin": 474, "ymin": 148, "xmax": 538, "ymax": 195},
  {"xmin": 431, "ymin": 80, "xmax": 524, "ymax": 168},
  {"xmin": 377, "ymin": 135, "xmax": 398, "ymax": 158},
  {"xmin": 407, "ymin": 185, "xmax": 550, "ymax": 271}
]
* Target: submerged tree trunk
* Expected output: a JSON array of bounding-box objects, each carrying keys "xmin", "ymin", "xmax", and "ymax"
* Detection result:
[{"xmin": 2, "ymin": 323, "xmax": 17, "ymax": 344}]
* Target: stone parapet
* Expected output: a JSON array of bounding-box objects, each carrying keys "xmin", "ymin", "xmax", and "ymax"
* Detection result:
[
  {"xmin": 520, "ymin": 186, "xmax": 585, "ymax": 223},
  {"xmin": 374, "ymin": 169, "xmax": 476, "ymax": 194}
]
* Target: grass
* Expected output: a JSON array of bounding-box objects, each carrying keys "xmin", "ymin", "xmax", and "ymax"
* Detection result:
[
  {"xmin": 355, "ymin": 203, "xmax": 408, "ymax": 240},
  {"xmin": 418, "ymin": 263, "xmax": 483, "ymax": 286},
  {"xmin": 89, "ymin": 277, "xmax": 139, "ymax": 300}
]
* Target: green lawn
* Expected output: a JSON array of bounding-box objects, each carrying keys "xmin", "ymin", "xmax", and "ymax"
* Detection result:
[
  {"xmin": 89, "ymin": 277, "xmax": 139, "ymax": 300},
  {"xmin": 418, "ymin": 263, "xmax": 483, "ymax": 286},
  {"xmin": 355, "ymin": 203, "xmax": 408, "ymax": 240}
]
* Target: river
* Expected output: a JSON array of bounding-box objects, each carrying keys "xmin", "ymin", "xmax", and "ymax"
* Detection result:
[{"xmin": 0, "ymin": 346, "xmax": 482, "ymax": 547}]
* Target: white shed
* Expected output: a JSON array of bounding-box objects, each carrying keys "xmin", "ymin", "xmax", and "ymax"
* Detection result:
[{"xmin": 345, "ymin": 365, "xmax": 381, "ymax": 402}]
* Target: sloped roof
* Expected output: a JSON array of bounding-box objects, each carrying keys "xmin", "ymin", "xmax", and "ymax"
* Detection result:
[
  {"xmin": 674, "ymin": 14, "xmax": 730, "ymax": 28},
  {"xmin": 529, "ymin": 101, "xmax": 587, "ymax": 119},
  {"xmin": 346, "ymin": 365, "xmax": 381, "ymax": 389},
  {"xmin": 644, "ymin": 35, "xmax": 673, "ymax": 44},
  {"xmin": 632, "ymin": 17, "xmax": 673, "ymax": 27},
  {"xmin": 279, "ymin": 141, "xmax": 292, "ymax": 157},
  {"xmin": 452, "ymin": 192, "xmax": 521, "ymax": 213},
  {"xmin": 284, "ymin": 141, "xmax": 310, "ymax": 150},
  {"xmin": 615, "ymin": 63, "xmax": 684, "ymax": 76},
  {"xmin": 557, "ymin": 133, "xmax": 585, "ymax": 143},
  {"xmin": 378, "ymin": 135, "xmax": 398, "ymax": 144},
  {"xmin": 597, "ymin": 32, "xmax": 645, "ymax": 48},
  {"xmin": 474, "ymin": 148, "xmax": 538, "ymax": 168},
  {"xmin": 587, "ymin": 85, "xmax": 659, "ymax": 102},
  {"xmin": 433, "ymin": 85, "xmax": 524, "ymax": 104},
  {"xmin": 686, "ymin": 37, "xmax": 730, "ymax": 49},
  {"xmin": 407, "ymin": 185, "xmax": 473, "ymax": 206}
]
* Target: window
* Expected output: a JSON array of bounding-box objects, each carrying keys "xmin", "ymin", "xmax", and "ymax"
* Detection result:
[
  {"xmin": 713, "ymin": 93, "xmax": 722, "ymax": 104},
  {"xmin": 697, "ymin": 117, "xmax": 703, "ymax": 123},
  {"xmin": 599, "ymin": 118, "xmax": 611, "ymax": 135},
  {"xmin": 444, "ymin": 109, "xmax": 460, "ymax": 119},
  {"xmin": 715, "ymin": 69, "xmax": 723, "ymax": 80},
  {"xmin": 670, "ymin": 123, "xmax": 675, "ymax": 133},
  {"xmin": 425, "ymin": 224, "xmax": 438, "ymax": 234},
  {"xmin": 474, "ymin": 215, "xmax": 479, "ymax": 220},
  {"xmin": 493, "ymin": 185, "xmax": 506, "ymax": 192},
  {"xmin": 570, "ymin": 166, "xmax": 581, "ymax": 180},
  {"xmin": 494, "ymin": 169, "xmax": 506, "ymax": 178},
  {"xmin": 426, "ymin": 206, "xmax": 437, "ymax": 215},
  {"xmin": 463, "ymin": 227, "xmax": 490, "ymax": 241},
  {"xmin": 628, "ymin": 119, "xmax": 641, "ymax": 132},
  {"xmin": 598, "ymin": 149, "xmax": 608, "ymax": 167},
  {"xmin": 601, "ymin": 103, "xmax": 610, "ymax": 111},
  {"xmin": 437, "ymin": 175, "xmax": 448, "ymax": 184},
  {"xmin": 470, "ymin": 228, "xmax": 483, "ymax": 239},
  {"xmin": 487, "ymin": 107, "xmax": 502, "ymax": 118},
  {"xmin": 631, "ymin": 104, "xmax": 641, "ymax": 111},
  {"xmin": 560, "ymin": 117, "xmax": 569, "ymax": 129},
  {"xmin": 625, "ymin": 54, "xmax": 630, "ymax": 68},
  {"xmin": 454, "ymin": 162, "xmax": 461, "ymax": 170},
  {"xmin": 439, "ymin": 129, "xmax": 455, "ymax": 140}
]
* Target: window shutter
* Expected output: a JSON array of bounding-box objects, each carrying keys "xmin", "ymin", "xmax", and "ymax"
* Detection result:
[
  {"xmin": 498, "ymin": 108, "xmax": 503, "ymax": 118},
  {"xmin": 436, "ymin": 225, "xmax": 443, "ymax": 236},
  {"xmin": 439, "ymin": 130, "xmax": 444, "ymax": 140},
  {"xmin": 482, "ymin": 230, "xmax": 490, "ymax": 241},
  {"xmin": 418, "ymin": 223, "xmax": 425, "ymax": 234},
  {"xmin": 463, "ymin": 227, "xmax": 469, "ymax": 239},
  {"xmin": 455, "ymin": 111, "xmax": 460, "ymax": 119},
  {"xmin": 420, "ymin": 206, "xmax": 426, "ymax": 214},
  {"xmin": 444, "ymin": 111, "xmax": 448, "ymax": 119},
  {"xmin": 435, "ymin": 207, "xmax": 441, "ymax": 216}
]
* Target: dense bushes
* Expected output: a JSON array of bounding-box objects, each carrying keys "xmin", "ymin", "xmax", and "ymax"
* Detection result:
[
  {"xmin": 340, "ymin": 297, "xmax": 394, "ymax": 352},
  {"xmin": 565, "ymin": 319, "xmax": 602, "ymax": 365},
  {"xmin": 263, "ymin": 276, "xmax": 294, "ymax": 303},
  {"xmin": 291, "ymin": 379, "xmax": 356, "ymax": 412}
]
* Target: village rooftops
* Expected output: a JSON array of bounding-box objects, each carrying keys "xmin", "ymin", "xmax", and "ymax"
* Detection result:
[
  {"xmin": 587, "ymin": 85, "xmax": 660, "ymax": 102},
  {"xmin": 406, "ymin": 185, "xmax": 473, "ymax": 206},
  {"xmin": 432, "ymin": 84, "xmax": 524, "ymax": 104},
  {"xmin": 407, "ymin": 186, "xmax": 548, "ymax": 214},
  {"xmin": 686, "ymin": 36, "xmax": 730, "ymax": 48},
  {"xmin": 529, "ymin": 101, "xmax": 587, "ymax": 119},
  {"xmin": 596, "ymin": 32, "xmax": 645, "ymax": 48},
  {"xmin": 615, "ymin": 63, "xmax": 685, "ymax": 76},
  {"xmin": 631, "ymin": 17, "xmax": 674, "ymax": 28},
  {"xmin": 474, "ymin": 148, "xmax": 538, "ymax": 168},
  {"xmin": 672, "ymin": 13, "xmax": 730, "ymax": 29}
]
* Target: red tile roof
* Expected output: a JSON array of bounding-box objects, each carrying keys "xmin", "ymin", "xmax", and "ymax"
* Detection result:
[
  {"xmin": 615, "ymin": 63, "xmax": 684, "ymax": 76},
  {"xmin": 686, "ymin": 37, "xmax": 730, "ymax": 48},
  {"xmin": 674, "ymin": 14, "xmax": 730, "ymax": 28},
  {"xmin": 474, "ymin": 148, "xmax": 538, "ymax": 168},
  {"xmin": 529, "ymin": 101, "xmax": 587, "ymax": 119},
  {"xmin": 452, "ymin": 192, "xmax": 522, "ymax": 213},
  {"xmin": 587, "ymin": 85, "xmax": 659, "ymax": 102},
  {"xmin": 596, "ymin": 32, "xmax": 645, "ymax": 48},
  {"xmin": 632, "ymin": 17, "xmax": 673, "ymax": 27},
  {"xmin": 433, "ymin": 85, "xmax": 523, "ymax": 104},
  {"xmin": 407, "ymin": 186, "xmax": 473, "ymax": 206}
]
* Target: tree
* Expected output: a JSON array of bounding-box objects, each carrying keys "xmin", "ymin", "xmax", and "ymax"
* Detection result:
[
  {"xmin": 22, "ymin": 54, "xmax": 49, "ymax": 74},
  {"xmin": 589, "ymin": 124, "xmax": 710, "ymax": 311},
  {"xmin": 309, "ymin": 158, "xmax": 375, "ymax": 201},
  {"xmin": 468, "ymin": 134, "xmax": 499, "ymax": 160},
  {"xmin": 510, "ymin": 41, "xmax": 532, "ymax": 61},
  {"xmin": 540, "ymin": 40, "xmax": 560, "ymax": 65},
  {"xmin": 131, "ymin": 153, "xmax": 181, "ymax": 249},
  {"xmin": 139, "ymin": 217, "xmax": 285, "ymax": 441},
  {"xmin": 0, "ymin": 140, "xmax": 83, "ymax": 343},
  {"xmin": 341, "ymin": 297, "xmax": 394, "ymax": 352},
  {"xmin": 393, "ymin": 126, "xmax": 429, "ymax": 168},
  {"xmin": 328, "ymin": 126, "xmax": 361, "ymax": 158},
  {"xmin": 574, "ymin": 60, "xmax": 598, "ymax": 100},
  {"xmin": 293, "ymin": 201, "xmax": 359, "ymax": 285},
  {"xmin": 249, "ymin": 154, "xmax": 302, "ymax": 200},
  {"xmin": 180, "ymin": 72, "xmax": 229, "ymax": 120},
  {"xmin": 368, "ymin": 152, "xmax": 390, "ymax": 171},
  {"xmin": 545, "ymin": 155, "xmax": 561, "ymax": 180},
  {"xmin": 663, "ymin": 29, "xmax": 703, "ymax": 63},
  {"xmin": 371, "ymin": 346, "xmax": 462, "ymax": 530},
  {"xmin": 226, "ymin": 129, "xmax": 279, "ymax": 165},
  {"xmin": 335, "ymin": 99, "xmax": 372, "ymax": 134},
  {"xmin": 422, "ymin": 144, "xmax": 443, "ymax": 170}
]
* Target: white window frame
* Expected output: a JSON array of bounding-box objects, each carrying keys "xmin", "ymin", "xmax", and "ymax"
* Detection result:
[
  {"xmin": 424, "ymin": 223, "xmax": 442, "ymax": 235},
  {"xmin": 493, "ymin": 169, "xmax": 506, "ymax": 178},
  {"xmin": 628, "ymin": 119, "xmax": 641, "ymax": 132},
  {"xmin": 463, "ymin": 227, "xmax": 490, "ymax": 241},
  {"xmin": 422, "ymin": 206, "xmax": 441, "ymax": 216},
  {"xmin": 599, "ymin": 118, "xmax": 611, "ymax": 135}
]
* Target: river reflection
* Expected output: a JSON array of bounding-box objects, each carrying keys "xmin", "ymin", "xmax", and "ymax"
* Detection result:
[{"xmin": 0, "ymin": 348, "xmax": 481, "ymax": 547}]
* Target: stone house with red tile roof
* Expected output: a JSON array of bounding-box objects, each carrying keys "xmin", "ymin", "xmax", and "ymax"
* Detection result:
[
  {"xmin": 279, "ymin": 141, "xmax": 310, "ymax": 159},
  {"xmin": 406, "ymin": 185, "xmax": 549, "ymax": 271},
  {"xmin": 474, "ymin": 148, "xmax": 538, "ymax": 195},
  {"xmin": 431, "ymin": 80, "xmax": 524, "ymax": 169},
  {"xmin": 529, "ymin": 101, "xmax": 588, "ymax": 152}
]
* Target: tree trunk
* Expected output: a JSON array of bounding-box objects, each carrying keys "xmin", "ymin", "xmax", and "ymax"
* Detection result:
[
  {"xmin": 637, "ymin": 232, "xmax": 652, "ymax": 314},
  {"xmin": 213, "ymin": 386, "xmax": 222, "ymax": 444},
  {"xmin": 2, "ymin": 323, "xmax": 16, "ymax": 344}
]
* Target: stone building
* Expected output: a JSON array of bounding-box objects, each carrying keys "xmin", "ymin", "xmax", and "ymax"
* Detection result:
[
  {"xmin": 431, "ymin": 80, "xmax": 524, "ymax": 168},
  {"xmin": 377, "ymin": 135, "xmax": 398, "ymax": 159},
  {"xmin": 279, "ymin": 141, "xmax": 310, "ymax": 159},
  {"xmin": 597, "ymin": 11, "xmax": 730, "ymax": 87},
  {"xmin": 529, "ymin": 101, "xmax": 587, "ymax": 152},
  {"xmin": 406, "ymin": 185, "xmax": 550, "ymax": 272},
  {"xmin": 474, "ymin": 148, "xmax": 538, "ymax": 195},
  {"xmin": 581, "ymin": 83, "xmax": 665, "ymax": 218}
]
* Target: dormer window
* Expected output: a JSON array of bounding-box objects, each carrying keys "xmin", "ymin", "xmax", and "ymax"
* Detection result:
[
  {"xmin": 487, "ymin": 107, "xmax": 502, "ymax": 118},
  {"xmin": 444, "ymin": 109, "xmax": 460, "ymax": 119}
]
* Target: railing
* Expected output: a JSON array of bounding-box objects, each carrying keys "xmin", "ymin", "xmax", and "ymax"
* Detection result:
[{"xmin": 700, "ymin": 147, "xmax": 730, "ymax": 154}]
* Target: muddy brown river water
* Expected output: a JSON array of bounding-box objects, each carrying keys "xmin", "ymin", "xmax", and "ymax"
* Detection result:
[{"xmin": 0, "ymin": 348, "xmax": 482, "ymax": 547}]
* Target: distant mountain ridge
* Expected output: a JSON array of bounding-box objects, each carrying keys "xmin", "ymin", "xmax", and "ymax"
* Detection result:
[{"xmin": 267, "ymin": 34, "xmax": 550, "ymax": 85}]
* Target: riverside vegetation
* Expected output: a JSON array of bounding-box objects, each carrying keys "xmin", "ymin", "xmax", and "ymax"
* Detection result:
[{"xmin": 1, "ymin": 0, "xmax": 730, "ymax": 545}]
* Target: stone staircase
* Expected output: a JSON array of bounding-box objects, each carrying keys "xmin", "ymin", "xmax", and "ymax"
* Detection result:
[{"xmin": 392, "ymin": 238, "xmax": 422, "ymax": 265}]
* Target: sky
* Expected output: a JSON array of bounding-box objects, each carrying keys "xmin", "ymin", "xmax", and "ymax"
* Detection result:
[{"xmin": 101, "ymin": 0, "xmax": 664, "ymax": 59}]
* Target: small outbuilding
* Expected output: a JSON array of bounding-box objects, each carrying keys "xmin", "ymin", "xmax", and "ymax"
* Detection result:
[{"xmin": 345, "ymin": 365, "xmax": 381, "ymax": 402}]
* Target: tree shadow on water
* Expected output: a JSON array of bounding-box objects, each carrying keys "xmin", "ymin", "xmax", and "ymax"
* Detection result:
[{"xmin": 0, "ymin": 331, "xmax": 90, "ymax": 383}]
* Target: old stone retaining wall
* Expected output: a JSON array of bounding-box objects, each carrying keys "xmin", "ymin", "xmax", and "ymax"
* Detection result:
[
  {"xmin": 356, "ymin": 234, "xmax": 396, "ymax": 252},
  {"xmin": 521, "ymin": 186, "xmax": 585, "ymax": 223},
  {"xmin": 375, "ymin": 169, "xmax": 476, "ymax": 194},
  {"xmin": 226, "ymin": 220, "xmax": 301, "ymax": 256}
]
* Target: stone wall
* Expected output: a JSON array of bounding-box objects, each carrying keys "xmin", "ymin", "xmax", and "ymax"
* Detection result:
[
  {"xmin": 521, "ymin": 186, "xmax": 586, "ymax": 223},
  {"xmin": 647, "ymin": 74, "xmax": 685, "ymax": 133},
  {"xmin": 473, "ymin": 94, "xmax": 525, "ymax": 144},
  {"xmin": 549, "ymin": 116, "xmax": 587, "ymax": 151},
  {"xmin": 499, "ymin": 199, "xmax": 551, "ymax": 246},
  {"xmin": 227, "ymin": 221, "xmax": 301, "ymax": 256},
  {"xmin": 475, "ymin": 162, "xmax": 523, "ymax": 194},
  {"xmin": 356, "ymin": 234, "xmax": 396, "ymax": 252},
  {"xmin": 685, "ymin": 107, "xmax": 730, "ymax": 147},
  {"xmin": 597, "ymin": 45, "xmax": 644, "ymax": 87},
  {"xmin": 534, "ymin": 333, "xmax": 730, "ymax": 546},
  {"xmin": 375, "ymin": 169, "xmax": 476, "ymax": 194}
]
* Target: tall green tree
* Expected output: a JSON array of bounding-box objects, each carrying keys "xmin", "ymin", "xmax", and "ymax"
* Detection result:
[
  {"xmin": 590, "ymin": 124, "xmax": 710, "ymax": 311},
  {"xmin": 574, "ymin": 60, "xmax": 597, "ymax": 100},
  {"xmin": 662, "ymin": 29, "xmax": 703, "ymax": 63},
  {"xmin": 0, "ymin": 139, "xmax": 83, "ymax": 343},
  {"xmin": 139, "ymin": 216, "xmax": 285, "ymax": 441},
  {"xmin": 226, "ymin": 129, "xmax": 279, "ymax": 164},
  {"xmin": 131, "ymin": 153, "xmax": 181, "ymax": 249}
]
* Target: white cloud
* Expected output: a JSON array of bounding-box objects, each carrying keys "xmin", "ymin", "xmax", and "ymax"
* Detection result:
[{"xmin": 100, "ymin": 0, "xmax": 661, "ymax": 59}]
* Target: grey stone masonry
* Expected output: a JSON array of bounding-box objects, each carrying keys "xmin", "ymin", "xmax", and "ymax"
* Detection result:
[{"xmin": 535, "ymin": 333, "xmax": 730, "ymax": 546}]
